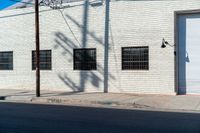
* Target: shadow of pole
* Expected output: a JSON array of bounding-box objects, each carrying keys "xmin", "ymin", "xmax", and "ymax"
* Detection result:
[
  {"xmin": 104, "ymin": 0, "xmax": 110, "ymax": 93},
  {"xmin": 79, "ymin": 0, "xmax": 89, "ymax": 92},
  {"xmin": 65, "ymin": 14, "xmax": 104, "ymax": 45},
  {"xmin": 54, "ymin": 31, "xmax": 116, "ymax": 92},
  {"xmin": 82, "ymin": 0, "xmax": 89, "ymax": 48},
  {"xmin": 54, "ymin": 1, "xmax": 116, "ymax": 93}
]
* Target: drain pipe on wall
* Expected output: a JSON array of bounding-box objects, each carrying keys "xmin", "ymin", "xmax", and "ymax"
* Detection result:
[{"xmin": 104, "ymin": 0, "xmax": 110, "ymax": 93}]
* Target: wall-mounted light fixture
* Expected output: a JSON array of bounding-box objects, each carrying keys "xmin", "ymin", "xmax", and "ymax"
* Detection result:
[
  {"xmin": 161, "ymin": 38, "xmax": 174, "ymax": 48},
  {"xmin": 161, "ymin": 38, "xmax": 176, "ymax": 55}
]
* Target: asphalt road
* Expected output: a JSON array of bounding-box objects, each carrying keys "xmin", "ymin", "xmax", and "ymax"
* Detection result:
[{"xmin": 0, "ymin": 102, "xmax": 200, "ymax": 133}]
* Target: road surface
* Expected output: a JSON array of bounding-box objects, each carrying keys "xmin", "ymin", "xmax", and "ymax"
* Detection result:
[{"xmin": 0, "ymin": 102, "xmax": 200, "ymax": 133}]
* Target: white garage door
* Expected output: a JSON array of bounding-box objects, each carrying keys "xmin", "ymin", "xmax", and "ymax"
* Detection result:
[{"xmin": 178, "ymin": 14, "xmax": 200, "ymax": 94}]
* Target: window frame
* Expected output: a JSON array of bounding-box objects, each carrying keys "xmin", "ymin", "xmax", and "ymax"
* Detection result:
[
  {"xmin": 32, "ymin": 50, "xmax": 52, "ymax": 70},
  {"xmin": 73, "ymin": 48, "xmax": 97, "ymax": 71},
  {"xmin": 121, "ymin": 46, "xmax": 149, "ymax": 70},
  {"xmin": 0, "ymin": 51, "xmax": 13, "ymax": 70}
]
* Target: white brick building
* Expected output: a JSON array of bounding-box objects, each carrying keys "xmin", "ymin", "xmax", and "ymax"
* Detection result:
[{"xmin": 0, "ymin": 0, "xmax": 200, "ymax": 94}]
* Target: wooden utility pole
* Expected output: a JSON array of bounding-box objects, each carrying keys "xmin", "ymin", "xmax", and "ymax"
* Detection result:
[{"xmin": 35, "ymin": 0, "xmax": 40, "ymax": 97}]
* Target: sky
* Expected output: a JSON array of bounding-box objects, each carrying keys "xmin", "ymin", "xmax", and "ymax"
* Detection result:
[{"xmin": 0, "ymin": 0, "xmax": 22, "ymax": 10}]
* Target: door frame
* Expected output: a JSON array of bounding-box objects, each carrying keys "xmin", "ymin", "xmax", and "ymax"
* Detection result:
[{"xmin": 174, "ymin": 9, "xmax": 200, "ymax": 95}]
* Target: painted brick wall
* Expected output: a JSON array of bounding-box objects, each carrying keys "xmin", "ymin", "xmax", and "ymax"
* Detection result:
[{"xmin": 0, "ymin": 0, "xmax": 199, "ymax": 94}]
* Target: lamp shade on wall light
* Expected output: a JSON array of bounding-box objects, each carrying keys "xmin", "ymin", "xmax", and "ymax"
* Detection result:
[
  {"xmin": 161, "ymin": 38, "xmax": 171, "ymax": 48},
  {"xmin": 161, "ymin": 38, "xmax": 166, "ymax": 48}
]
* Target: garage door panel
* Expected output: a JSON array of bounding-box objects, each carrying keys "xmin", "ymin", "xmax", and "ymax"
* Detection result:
[{"xmin": 178, "ymin": 14, "xmax": 200, "ymax": 94}]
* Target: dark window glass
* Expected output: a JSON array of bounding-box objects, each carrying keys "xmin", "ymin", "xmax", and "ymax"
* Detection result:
[
  {"xmin": 0, "ymin": 51, "xmax": 13, "ymax": 70},
  {"xmin": 122, "ymin": 46, "xmax": 149, "ymax": 70},
  {"xmin": 74, "ymin": 48, "xmax": 96, "ymax": 70},
  {"xmin": 32, "ymin": 50, "xmax": 51, "ymax": 70}
]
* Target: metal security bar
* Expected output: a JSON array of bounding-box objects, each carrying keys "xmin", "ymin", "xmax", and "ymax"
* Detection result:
[
  {"xmin": 0, "ymin": 51, "xmax": 13, "ymax": 70},
  {"xmin": 32, "ymin": 50, "xmax": 52, "ymax": 70},
  {"xmin": 74, "ymin": 48, "xmax": 96, "ymax": 70},
  {"xmin": 122, "ymin": 46, "xmax": 149, "ymax": 70}
]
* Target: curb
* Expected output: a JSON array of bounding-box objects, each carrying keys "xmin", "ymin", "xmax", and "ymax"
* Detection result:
[
  {"xmin": 1, "ymin": 95, "xmax": 200, "ymax": 113},
  {"xmin": 31, "ymin": 97, "xmax": 152, "ymax": 109}
]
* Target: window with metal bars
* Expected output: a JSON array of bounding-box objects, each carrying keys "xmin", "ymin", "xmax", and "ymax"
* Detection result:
[
  {"xmin": 74, "ymin": 48, "xmax": 96, "ymax": 70},
  {"xmin": 0, "ymin": 51, "xmax": 13, "ymax": 70},
  {"xmin": 122, "ymin": 46, "xmax": 149, "ymax": 70},
  {"xmin": 32, "ymin": 50, "xmax": 52, "ymax": 70}
]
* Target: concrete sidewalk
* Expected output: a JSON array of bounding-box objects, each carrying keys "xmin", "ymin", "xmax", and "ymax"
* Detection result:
[{"xmin": 1, "ymin": 89, "xmax": 200, "ymax": 112}]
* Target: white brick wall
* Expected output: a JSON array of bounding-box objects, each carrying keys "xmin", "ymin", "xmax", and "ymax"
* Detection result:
[{"xmin": 0, "ymin": 0, "xmax": 199, "ymax": 94}]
